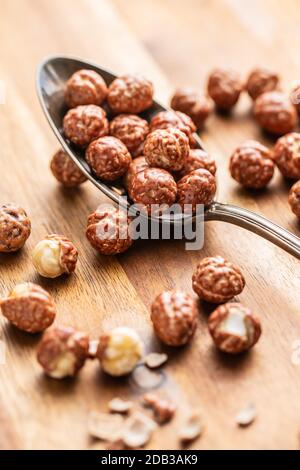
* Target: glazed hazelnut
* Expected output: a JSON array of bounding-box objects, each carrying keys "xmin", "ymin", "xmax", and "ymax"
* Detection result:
[
  {"xmin": 150, "ymin": 110, "xmax": 197, "ymax": 148},
  {"xmin": 290, "ymin": 81, "xmax": 300, "ymax": 114},
  {"xmin": 253, "ymin": 91, "xmax": 297, "ymax": 135},
  {"xmin": 0, "ymin": 282, "xmax": 56, "ymax": 333},
  {"xmin": 86, "ymin": 205, "xmax": 133, "ymax": 255},
  {"xmin": 272, "ymin": 132, "xmax": 300, "ymax": 179},
  {"xmin": 229, "ymin": 140, "xmax": 274, "ymax": 189},
  {"xmin": 192, "ymin": 256, "xmax": 245, "ymax": 303},
  {"xmin": 207, "ymin": 68, "xmax": 242, "ymax": 110},
  {"xmin": 50, "ymin": 149, "xmax": 87, "ymax": 187},
  {"xmin": 177, "ymin": 168, "xmax": 216, "ymax": 210},
  {"xmin": 0, "ymin": 203, "xmax": 31, "ymax": 252},
  {"xmin": 85, "ymin": 136, "xmax": 131, "ymax": 181},
  {"xmin": 288, "ymin": 180, "xmax": 300, "ymax": 218},
  {"xmin": 63, "ymin": 104, "xmax": 109, "ymax": 147},
  {"xmin": 144, "ymin": 128, "xmax": 189, "ymax": 172},
  {"xmin": 246, "ymin": 68, "xmax": 280, "ymax": 100},
  {"xmin": 178, "ymin": 149, "xmax": 216, "ymax": 178},
  {"xmin": 130, "ymin": 168, "xmax": 177, "ymax": 214},
  {"xmin": 37, "ymin": 326, "xmax": 89, "ymax": 379},
  {"xmin": 32, "ymin": 234, "xmax": 78, "ymax": 278},
  {"xmin": 208, "ymin": 302, "xmax": 261, "ymax": 354},
  {"xmin": 110, "ymin": 114, "xmax": 149, "ymax": 157},
  {"xmin": 107, "ymin": 75, "xmax": 153, "ymax": 114},
  {"xmin": 151, "ymin": 290, "xmax": 197, "ymax": 347},
  {"xmin": 96, "ymin": 326, "xmax": 143, "ymax": 376},
  {"xmin": 64, "ymin": 69, "xmax": 108, "ymax": 108},
  {"xmin": 123, "ymin": 156, "xmax": 149, "ymax": 194},
  {"xmin": 170, "ymin": 87, "xmax": 214, "ymax": 128}
]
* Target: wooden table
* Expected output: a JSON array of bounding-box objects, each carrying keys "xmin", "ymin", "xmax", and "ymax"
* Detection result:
[{"xmin": 0, "ymin": 0, "xmax": 300, "ymax": 450}]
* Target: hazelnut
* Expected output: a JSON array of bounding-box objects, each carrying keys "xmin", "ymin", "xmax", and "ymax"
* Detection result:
[
  {"xmin": 192, "ymin": 256, "xmax": 245, "ymax": 303},
  {"xmin": 130, "ymin": 168, "xmax": 177, "ymax": 214},
  {"xmin": 150, "ymin": 110, "xmax": 197, "ymax": 148},
  {"xmin": 207, "ymin": 68, "xmax": 242, "ymax": 110},
  {"xmin": 96, "ymin": 326, "xmax": 143, "ymax": 376},
  {"xmin": 0, "ymin": 203, "xmax": 31, "ymax": 252},
  {"xmin": 177, "ymin": 168, "xmax": 216, "ymax": 210},
  {"xmin": 85, "ymin": 136, "xmax": 131, "ymax": 181},
  {"xmin": 229, "ymin": 140, "xmax": 274, "ymax": 189},
  {"xmin": 208, "ymin": 302, "xmax": 261, "ymax": 354},
  {"xmin": 272, "ymin": 132, "xmax": 300, "ymax": 179},
  {"xmin": 253, "ymin": 91, "xmax": 297, "ymax": 135},
  {"xmin": 0, "ymin": 282, "xmax": 56, "ymax": 333},
  {"xmin": 63, "ymin": 104, "xmax": 109, "ymax": 147},
  {"xmin": 50, "ymin": 149, "xmax": 87, "ymax": 187},
  {"xmin": 107, "ymin": 75, "xmax": 153, "ymax": 114},
  {"xmin": 290, "ymin": 81, "xmax": 300, "ymax": 114},
  {"xmin": 123, "ymin": 156, "xmax": 149, "ymax": 195},
  {"xmin": 150, "ymin": 290, "xmax": 198, "ymax": 346},
  {"xmin": 32, "ymin": 234, "xmax": 78, "ymax": 278},
  {"xmin": 170, "ymin": 87, "xmax": 214, "ymax": 128},
  {"xmin": 143, "ymin": 393, "xmax": 176, "ymax": 424},
  {"xmin": 288, "ymin": 180, "xmax": 300, "ymax": 218},
  {"xmin": 178, "ymin": 149, "xmax": 216, "ymax": 178},
  {"xmin": 144, "ymin": 128, "xmax": 189, "ymax": 172},
  {"xmin": 64, "ymin": 69, "xmax": 108, "ymax": 108},
  {"xmin": 86, "ymin": 205, "xmax": 133, "ymax": 255},
  {"xmin": 37, "ymin": 326, "xmax": 89, "ymax": 378},
  {"xmin": 246, "ymin": 68, "xmax": 280, "ymax": 100},
  {"xmin": 110, "ymin": 114, "xmax": 149, "ymax": 157}
]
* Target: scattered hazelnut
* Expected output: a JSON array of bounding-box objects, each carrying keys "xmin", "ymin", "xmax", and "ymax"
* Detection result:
[
  {"xmin": 207, "ymin": 68, "xmax": 242, "ymax": 110},
  {"xmin": 246, "ymin": 68, "xmax": 280, "ymax": 100},
  {"xmin": 229, "ymin": 140, "xmax": 274, "ymax": 189},
  {"xmin": 170, "ymin": 87, "xmax": 214, "ymax": 128},
  {"xmin": 130, "ymin": 167, "xmax": 177, "ymax": 214},
  {"xmin": 177, "ymin": 168, "xmax": 216, "ymax": 210},
  {"xmin": 290, "ymin": 81, "xmax": 300, "ymax": 114},
  {"xmin": 272, "ymin": 132, "xmax": 300, "ymax": 179},
  {"xmin": 253, "ymin": 91, "xmax": 297, "ymax": 135},
  {"xmin": 123, "ymin": 156, "xmax": 149, "ymax": 195},
  {"xmin": 208, "ymin": 302, "xmax": 262, "ymax": 354},
  {"xmin": 50, "ymin": 149, "xmax": 87, "ymax": 187},
  {"xmin": 288, "ymin": 180, "xmax": 300, "ymax": 218},
  {"xmin": 149, "ymin": 110, "xmax": 197, "ymax": 148},
  {"xmin": 86, "ymin": 205, "xmax": 134, "ymax": 255},
  {"xmin": 0, "ymin": 203, "xmax": 31, "ymax": 252},
  {"xmin": 235, "ymin": 403, "xmax": 256, "ymax": 427},
  {"xmin": 85, "ymin": 136, "xmax": 131, "ymax": 181},
  {"xmin": 144, "ymin": 352, "xmax": 168, "ymax": 369},
  {"xmin": 64, "ymin": 69, "xmax": 108, "ymax": 108},
  {"xmin": 178, "ymin": 412, "xmax": 204, "ymax": 443},
  {"xmin": 109, "ymin": 114, "xmax": 149, "ymax": 157},
  {"xmin": 108, "ymin": 397, "xmax": 133, "ymax": 414},
  {"xmin": 0, "ymin": 282, "xmax": 56, "ymax": 333},
  {"xmin": 63, "ymin": 104, "xmax": 109, "ymax": 147},
  {"xmin": 151, "ymin": 290, "xmax": 198, "ymax": 347},
  {"xmin": 144, "ymin": 128, "xmax": 189, "ymax": 172},
  {"xmin": 192, "ymin": 256, "xmax": 245, "ymax": 303},
  {"xmin": 88, "ymin": 411, "xmax": 124, "ymax": 441},
  {"xmin": 178, "ymin": 149, "xmax": 216, "ymax": 178},
  {"xmin": 143, "ymin": 393, "xmax": 176, "ymax": 424},
  {"xmin": 96, "ymin": 326, "xmax": 143, "ymax": 377},
  {"xmin": 107, "ymin": 75, "xmax": 153, "ymax": 114},
  {"xmin": 122, "ymin": 411, "xmax": 156, "ymax": 448},
  {"xmin": 32, "ymin": 234, "xmax": 78, "ymax": 278},
  {"xmin": 37, "ymin": 325, "xmax": 89, "ymax": 379}
]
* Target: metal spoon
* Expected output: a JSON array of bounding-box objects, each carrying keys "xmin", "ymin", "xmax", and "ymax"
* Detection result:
[{"xmin": 36, "ymin": 55, "xmax": 300, "ymax": 259}]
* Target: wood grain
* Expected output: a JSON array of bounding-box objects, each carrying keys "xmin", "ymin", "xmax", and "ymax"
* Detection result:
[{"xmin": 0, "ymin": 0, "xmax": 300, "ymax": 450}]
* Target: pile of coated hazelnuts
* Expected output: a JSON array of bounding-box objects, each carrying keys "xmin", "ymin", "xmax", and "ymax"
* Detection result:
[{"xmin": 2, "ymin": 64, "xmax": 300, "ymax": 382}]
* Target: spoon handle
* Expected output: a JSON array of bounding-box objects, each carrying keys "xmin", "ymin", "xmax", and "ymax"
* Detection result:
[{"xmin": 205, "ymin": 201, "xmax": 300, "ymax": 259}]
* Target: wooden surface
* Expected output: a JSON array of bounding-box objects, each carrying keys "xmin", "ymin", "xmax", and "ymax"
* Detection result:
[{"xmin": 0, "ymin": 0, "xmax": 300, "ymax": 450}]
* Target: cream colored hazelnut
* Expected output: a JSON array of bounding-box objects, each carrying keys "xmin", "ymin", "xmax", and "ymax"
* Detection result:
[
  {"xmin": 32, "ymin": 234, "xmax": 78, "ymax": 278},
  {"xmin": 96, "ymin": 327, "xmax": 143, "ymax": 377}
]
